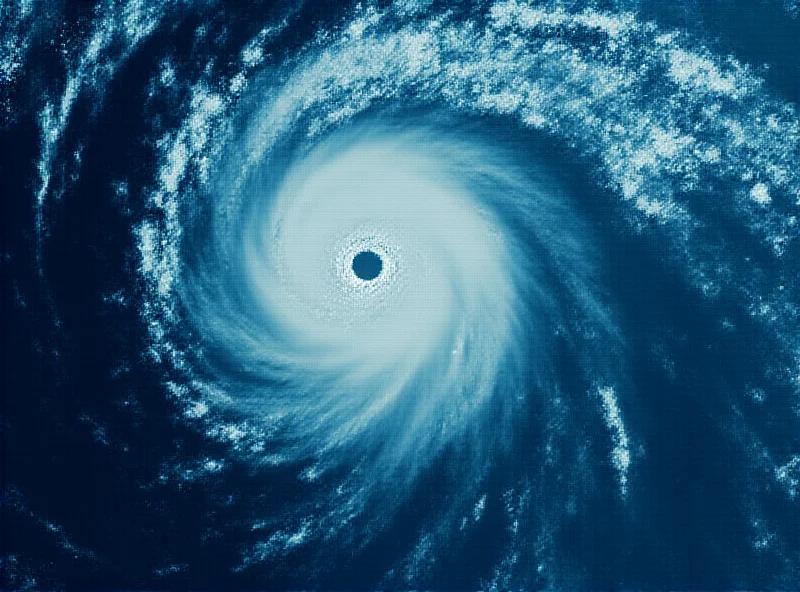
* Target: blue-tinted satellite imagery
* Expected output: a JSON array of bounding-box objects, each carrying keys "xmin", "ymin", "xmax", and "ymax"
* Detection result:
[{"xmin": 2, "ymin": 0, "xmax": 800, "ymax": 589}]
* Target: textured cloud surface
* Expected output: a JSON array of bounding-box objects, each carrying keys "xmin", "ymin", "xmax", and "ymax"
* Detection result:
[{"xmin": 2, "ymin": 0, "xmax": 800, "ymax": 589}]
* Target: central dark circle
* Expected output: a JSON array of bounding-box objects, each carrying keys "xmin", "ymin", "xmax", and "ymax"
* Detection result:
[{"xmin": 352, "ymin": 250, "xmax": 382, "ymax": 281}]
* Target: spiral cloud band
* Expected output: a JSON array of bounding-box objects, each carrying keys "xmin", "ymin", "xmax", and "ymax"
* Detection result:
[
  {"xmin": 4, "ymin": 0, "xmax": 800, "ymax": 588},
  {"xmin": 187, "ymin": 128, "xmax": 533, "ymax": 473}
]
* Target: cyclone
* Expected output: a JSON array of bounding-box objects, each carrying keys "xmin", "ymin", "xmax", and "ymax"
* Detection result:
[
  {"xmin": 2, "ymin": 0, "xmax": 800, "ymax": 589},
  {"xmin": 193, "ymin": 128, "xmax": 525, "ymax": 461}
]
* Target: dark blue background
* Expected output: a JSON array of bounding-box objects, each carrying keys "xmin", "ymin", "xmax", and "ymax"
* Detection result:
[{"xmin": 2, "ymin": 1, "xmax": 799, "ymax": 589}]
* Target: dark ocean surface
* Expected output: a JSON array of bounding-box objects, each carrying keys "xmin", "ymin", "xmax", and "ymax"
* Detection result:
[{"xmin": 2, "ymin": 0, "xmax": 800, "ymax": 589}]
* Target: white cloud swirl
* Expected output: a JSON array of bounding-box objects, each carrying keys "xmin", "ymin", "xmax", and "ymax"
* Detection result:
[{"xmin": 19, "ymin": 0, "xmax": 791, "ymax": 585}]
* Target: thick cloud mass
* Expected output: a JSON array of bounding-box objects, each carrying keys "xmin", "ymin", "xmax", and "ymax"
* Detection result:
[{"xmin": 3, "ymin": 0, "xmax": 800, "ymax": 589}]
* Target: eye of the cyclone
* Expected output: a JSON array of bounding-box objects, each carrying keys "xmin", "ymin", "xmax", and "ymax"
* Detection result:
[{"xmin": 352, "ymin": 250, "xmax": 382, "ymax": 281}]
